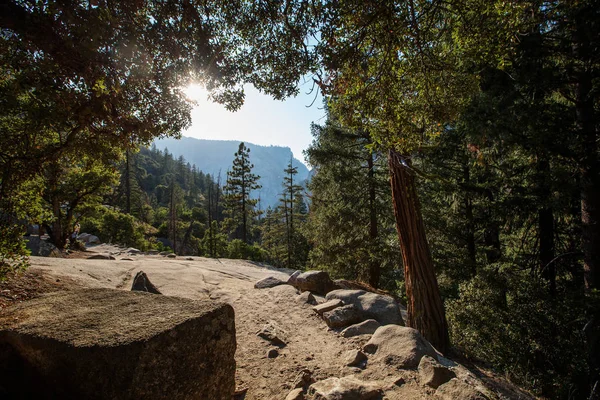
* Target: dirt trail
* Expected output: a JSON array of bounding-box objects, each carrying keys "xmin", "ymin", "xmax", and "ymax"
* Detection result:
[{"xmin": 3, "ymin": 249, "xmax": 535, "ymax": 400}]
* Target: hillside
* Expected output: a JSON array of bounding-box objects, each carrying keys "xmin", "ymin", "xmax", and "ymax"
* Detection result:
[{"xmin": 154, "ymin": 137, "xmax": 310, "ymax": 209}]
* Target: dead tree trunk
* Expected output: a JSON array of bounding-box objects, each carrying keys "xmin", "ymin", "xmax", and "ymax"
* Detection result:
[{"xmin": 388, "ymin": 150, "xmax": 449, "ymax": 352}]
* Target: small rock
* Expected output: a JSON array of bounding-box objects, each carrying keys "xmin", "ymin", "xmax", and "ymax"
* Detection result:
[
  {"xmin": 267, "ymin": 348, "xmax": 279, "ymax": 358},
  {"xmin": 257, "ymin": 321, "xmax": 287, "ymax": 346},
  {"xmin": 344, "ymin": 350, "xmax": 368, "ymax": 367},
  {"xmin": 254, "ymin": 276, "xmax": 286, "ymax": 289},
  {"xmin": 313, "ymin": 299, "xmax": 344, "ymax": 315},
  {"xmin": 186, "ymin": 257, "xmax": 194, "ymax": 261},
  {"xmin": 435, "ymin": 378, "xmax": 489, "ymax": 400},
  {"xmin": 125, "ymin": 247, "xmax": 141, "ymax": 254},
  {"xmin": 166, "ymin": 253, "xmax": 176, "ymax": 258},
  {"xmin": 341, "ymin": 319, "xmax": 381, "ymax": 338},
  {"xmin": 418, "ymin": 355, "xmax": 456, "ymax": 389},
  {"xmin": 307, "ymin": 376, "xmax": 383, "ymax": 400},
  {"xmin": 233, "ymin": 386, "xmax": 249, "ymax": 399},
  {"xmin": 363, "ymin": 325, "xmax": 438, "ymax": 369},
  {"xmin": 87, "ymin": 254, "xmax": 115, "ymax": 260},
  {"xmin": 121, "ymin": 258, "xmax": 134, "ymax": 261},
  {"xmin": 285, "ymin": 388, "xmax": 305, "ymax": 400},
  {"xmin": 322, "ymin": 305, "xmax": 363, "ymax": 329},
  {"xmin": 131, "ymin": 271, "xmax": 162, "ymax": 295},
  {"xmin": 296, "ymin": 291, "xmax": 317, "ymax": 305}
]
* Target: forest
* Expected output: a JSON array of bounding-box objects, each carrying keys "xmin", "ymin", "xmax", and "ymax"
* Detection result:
[{"xmin": 0, "ymin": 1, "xmax": 598, "ymax": 398}]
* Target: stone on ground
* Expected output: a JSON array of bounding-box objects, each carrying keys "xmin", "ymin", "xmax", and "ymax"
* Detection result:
[
  {"xmin": 307, "ymin": 376, "xmax": 383, "ymax": 400},
  {"xmin": 291, "ymin": 270, "xmax": 336, "ymax": 295},
  {"xmin": 288, "ymin": 270, "xmax": 302, "ymax": 285},
  {"xmin": 418, "ymin": 355, "xmax": 456, "ymax": 389},
  {"xmin": 341, "ymin": 319, "xmax": 381, "ymax": 338},
  {"xmin": 0, "ymin": 288, "xmax": 236, "ymax": 400},
  {"xmin": 435, "ymin": 378, "xmax": 489, "ymax": 400},
  {"xmin": 25, "ymin": 236, "xmax": 61, "ymax": 257},
  {"xmin": 363, "ymin": 325, "xmax": 438, "ymax": 369},
  {"xmin": 131, "ymin": 270, "xmax": 162, "ymax": 294},
  {"xmin": 254, "ymin": 276, "xmax": 286, "ymax": 289},
  {"xmin": 313, "ymin": 299, "xmax": 344, "ymax": 315},
  {"xmin": 167, "ymin": 253, "xmax": 177, "ymax": 258},
  {"xmin": 322, "ymin": 305, "xmax": 363, "ymax": 329},
  {"xmin": 78, "ymin": 233, "xmax": 101, "ymax": 244},
  {"xmin": 257, "ymin": 321, "xmax": 288, "ymax": 346},
  {"xmin": 325, "ymin": 290, "xmax": 404, "ymax": 326},
  {"xmin": 297, "ymin": 291, "xmax": 318, "ymax": 305}
]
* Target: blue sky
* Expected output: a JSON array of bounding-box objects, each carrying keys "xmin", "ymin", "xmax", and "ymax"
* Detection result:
[{"xmin": 183, "ymin": 82, "xmax": 326, "ymax": 166}]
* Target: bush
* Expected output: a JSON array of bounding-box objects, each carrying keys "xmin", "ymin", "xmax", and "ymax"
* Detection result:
[
  {"xmin": 227, "ymin": 239, "xmax": 268, "ymax": 262},
  {"xmin": 446, "ymin": 267, "xmax": 589, "ymax": 398},
  {"xmin": 0, "ymin": 224, "xmax": 29, "ymax": 280},
  {"xmin": 80, "ymin": 208, "xmax": 153, "ymax": 250}
]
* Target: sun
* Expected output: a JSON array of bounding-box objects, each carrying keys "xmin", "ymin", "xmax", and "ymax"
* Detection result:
[{"xmin": 182, "ymin": 83, "xmax": 209, "ymax": 103}]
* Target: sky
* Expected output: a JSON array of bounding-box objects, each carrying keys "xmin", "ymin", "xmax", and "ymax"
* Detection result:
[{"xmin": 182, "ymin": 82, "xmax": 326, "ymax": 166}]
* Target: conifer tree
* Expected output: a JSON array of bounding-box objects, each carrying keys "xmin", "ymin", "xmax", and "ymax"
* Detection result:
[{"xmin": 222, "ymin": 143, "xmax": 261, "ymax": 244}]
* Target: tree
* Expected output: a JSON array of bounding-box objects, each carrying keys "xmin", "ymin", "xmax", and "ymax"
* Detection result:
[
  {"xmin": 222, "ymin": 143, "xmax": 262, "ymax": 244},
  {"xmin": 280, "ymin": 157, "xmax": 305, "ymax": 268}
]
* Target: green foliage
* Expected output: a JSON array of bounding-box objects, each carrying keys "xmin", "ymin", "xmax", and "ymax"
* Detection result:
[
  {"xmin": 226, "ymin": 239, "xmax": 267, "ymax": 262},
  {"xmin": 0, "ymin": 225, "xmax": 29, "ymax": 280},
  {"xmin": 447, "ymin": 268, "xmax": 589, "ymax": 398},
  {"xmin": 80, "ymin": 208, "xmax": 153, "ymax": 251}
]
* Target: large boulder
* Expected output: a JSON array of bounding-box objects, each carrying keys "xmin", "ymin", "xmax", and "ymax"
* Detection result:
[
  {"xmin": 307, "ymin": 376, "xmax": 383, "ymax": 400},
  {"xmin": 77, "ymin": 233, "xmax": 100, "ymax": 244},
  {"xmin": 0, "ymin": 288, "xmax": 236, "ymax": 400},
  {"xmin": 418, "ymin": 355, "xmax": 456, "ymax": 389},
  {"xmin": 325, "ymin": 290, "xmax": 404, "ymax": 326},
  {"xmin": 340, "ymin": 319, "xmax": 381, "ymax": 338},
  {"xmin": 291, "ymin": 271, "xmax": 336, "ymax": 295},
  {"xmin": 363, "ymin": 325, "xmax": 438, "ymax": 369},
  {"xmin": 25, "ymin": 236, "xmax": 61, "ymax": 257},
  {"xmin": 322, "ymin": 305, "xmax": 363, "ymax": 329}
]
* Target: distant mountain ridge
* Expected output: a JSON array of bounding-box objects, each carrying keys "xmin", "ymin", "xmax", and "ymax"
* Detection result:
[{"xmin": 153, "ymin": 136, "xmax": 309, "ymax": 209}]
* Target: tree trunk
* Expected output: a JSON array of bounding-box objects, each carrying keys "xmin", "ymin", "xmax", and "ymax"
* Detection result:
[
  {"xmin": 388, "ymin": 150, "xmax": 449, "ymax": 352},
  {"xmin": 368, "ymin": 151, "xmax": 380, "ymax": 288}
]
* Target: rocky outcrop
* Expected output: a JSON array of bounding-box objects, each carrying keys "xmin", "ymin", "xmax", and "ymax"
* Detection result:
[
  {"xmin": 77, "ymin": 233, "xmax": 100, "ymax": 244},
  {"xmin": 131, "ymin": 271, "xmax": 162, "ymax": 294},
  {"xmin": 363, "ymin": 325, "xmax": 438, "ymax": 369},
  {"xmin": 418, "ymin": 355, "xmax": 456, "ymax": 389},
  {"xmin": 307, "ymin": 376, "xmax": 383, "ymax": 400},
  {"xmin": 0, "ymin": 288, "xmax": 236, "ymax": 400},
  {"xmin": 291, "ymin": 271, "xmax": 336, "ymax": 295},
  {"xmin": 254, "ymin": 276, "xmax": 286, "ymax": 289},
  {"xmin": 325, "ymin": 290, "xmax": 404, "ymax": 326},
  {"xmin": 25, "ymin": 236, "xmax": 61, "ymax": 257},
  {"xmin": 341, "ymin": 319, "xmax": 381, "ymax": 338}
]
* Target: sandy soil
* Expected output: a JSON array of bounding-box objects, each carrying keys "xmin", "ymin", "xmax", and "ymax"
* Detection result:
[{"xmin": 1, "ymin": 246, "xmax": 536, "ymax": 399}]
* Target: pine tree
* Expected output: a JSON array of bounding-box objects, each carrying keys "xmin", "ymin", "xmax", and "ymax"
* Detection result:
[{"xmin": 222, "ymin": 143, "xmax": 262, "ymax": 244}]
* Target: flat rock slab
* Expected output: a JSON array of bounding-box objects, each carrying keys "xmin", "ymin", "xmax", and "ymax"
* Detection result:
[
  {"xmin": 0, "ymin": 288, "xmax": 236, "ymax": 400},
  {"xmin": 87, "ymin": 253, "xmax": 115, "ymax": 260},
  {"xmin": 325, "ymin": 290, "xmax": 404, "ymax": 326},
  {"xmin": 364, "ymin": 325, "xmax": 438, "ymax": 369},
  {"xmin": 322, "ymin": 305, "xmax": 363, "ymax": 329},
  {"xmin": 313, "ymin": 299, "xmax": 344, "ymax": 315},
  {"xmin": 341, "ymin": 319, "xmax": 381, "ymax": 338}
]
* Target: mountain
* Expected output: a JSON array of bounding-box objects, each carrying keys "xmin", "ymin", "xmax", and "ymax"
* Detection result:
[{"xmin": 153, "ymin": 136, "xmax": 310, "ymax": 209}]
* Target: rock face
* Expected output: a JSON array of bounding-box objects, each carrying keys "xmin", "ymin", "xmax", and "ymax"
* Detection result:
[
  {"xmin": 322, "ymin": 305, "xmax": 363, "ymax": 329},
  {"xmin": 325, "ymin": 290, "xmax": 404, "ymax": 326},
  {"xmin": 254, "ymin": 276, "xmax": 286, "ymax": 289},
  {"xmin": 0, "ymin": 288, "xmax": 236, "ymax": 400},
  {"xmin": 341, "ymin": 319, "xmax": 381, "ymax": 338},
  {"xmin": 418, "ymin": 355, "xmax": 456, "ymax": 389},
  {"xmin": 291, "ymin": 271, "xmax": 336, "ymax": 295},
  {"xmin": 307, "ymin": 376, "xmax": 383, "ymax": 400},
  {"xmin": 131, "ymin": 271, "xmax": 162, "ymax": 294},
  {"xmin": 363, "ymin": 325, "xmax": 438, "ymax": 369}
]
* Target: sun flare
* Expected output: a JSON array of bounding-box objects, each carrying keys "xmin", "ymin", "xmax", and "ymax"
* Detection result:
[{"xmin": 183, "ymin": 83, "xmax": 209, "ymax": 103}]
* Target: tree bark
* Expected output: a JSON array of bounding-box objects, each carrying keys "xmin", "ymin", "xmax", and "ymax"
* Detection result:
[{"xmin": 388, "ymin": 150, "xmax": 449, "ymax": 352}]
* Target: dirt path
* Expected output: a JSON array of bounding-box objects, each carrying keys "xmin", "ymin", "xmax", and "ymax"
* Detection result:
[{"xmin": 2, "ymin": 250, "xmax": 535, "ymax": 399}]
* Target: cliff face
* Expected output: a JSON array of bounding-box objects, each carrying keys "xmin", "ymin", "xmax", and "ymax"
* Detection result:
[{"xmin": 154, "ymin": 137, "xmax": 310, "ymax": 209}]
